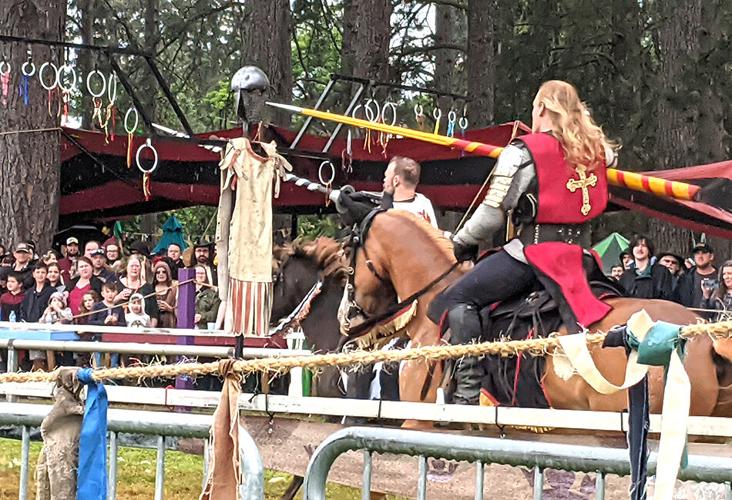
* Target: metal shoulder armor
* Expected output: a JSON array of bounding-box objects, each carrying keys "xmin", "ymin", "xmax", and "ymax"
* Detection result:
[{"xmin": 483, "ymin": 143, "xmax": 532, "ymax": 208}]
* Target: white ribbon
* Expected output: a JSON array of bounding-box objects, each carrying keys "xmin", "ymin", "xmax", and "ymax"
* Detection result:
[{"xmin": 557, "ymin": 310, "xmax": 689, "ymax": 500}]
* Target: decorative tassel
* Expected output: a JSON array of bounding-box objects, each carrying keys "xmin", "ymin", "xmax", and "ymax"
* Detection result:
[{"xmin": 143, "ymin": 172, "xmax": 152, "ymax": 201}]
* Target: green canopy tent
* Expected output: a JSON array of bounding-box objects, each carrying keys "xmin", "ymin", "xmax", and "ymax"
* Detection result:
[
  {"xmin": 592, "ymin": 232, "xmax": 629, "ymax": 274},
  {"xmin": 152, "ymin": 216, "xmax": 189, "ymax": 255}
]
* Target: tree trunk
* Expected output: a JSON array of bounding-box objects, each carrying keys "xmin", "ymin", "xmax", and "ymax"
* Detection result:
[
  {"xmin": 340, "ymin": 0, "xmax": 392, "ymax": 81},
  {"xmin": 142, "ymin": 0, "xmax": 159, "ymax": 118},
  {"xmin": 77, "ymin": 0, "xmax": 96, "ymax": 129},
  {"xmin": 0, "ymin": 0, "xmax": 68, "ymax": 249},
  {"xmin": 434, "ymin": 2, "xmax": 465, "ymax": 112},
  {"xmin": 647, "ymin": 1, "xmax": 703, "ymax": 255},
  {"xmin": 466, "ymin": 0, "xmax": 496, "ymax": 127},
  {"xmin": 242, "ymin": 0, "xmax": 293, "ymax": 126},
  {"xmin": 698, "ymin": 0, "xmax": 726, "ymax": 164}
]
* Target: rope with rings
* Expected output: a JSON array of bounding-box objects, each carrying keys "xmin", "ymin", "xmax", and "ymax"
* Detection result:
[
  {"xmin": 1, "ymin": 319, "xmax": 730, "ymax": 384},
  {"xmin": 136, "ymin": 137, "xmax": 158, "ymax": 201},
  {"xmin": 124, "ymin": 106, "xmax": 139, "ymax": 168},
  {"xmin": 318, "ymin": 160, "xmax": 336, "ymax": 206}
]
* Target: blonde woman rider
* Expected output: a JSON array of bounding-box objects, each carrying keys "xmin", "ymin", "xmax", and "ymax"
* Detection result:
[{"xmin": 429, "ymin": 80, "xmax": 618, "ymax": 405}]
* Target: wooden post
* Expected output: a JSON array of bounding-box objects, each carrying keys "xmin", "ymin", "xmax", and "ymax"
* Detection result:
[
  {"xmin": 176, "ymin": 268, "xmax": 196, "ymax": 329},
  {"xmin": 175, "ymin": 268, "xmax": 196, "ymax": 393}
]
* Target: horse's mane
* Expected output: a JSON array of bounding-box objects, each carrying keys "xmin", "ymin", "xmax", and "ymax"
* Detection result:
[
  {"xmin": 388, "ymin": 210, "xmax": 454, "ymax": 260},
  {"xmin": 273, "ymin": 237, "xmax": 350, "ymax": 284}
]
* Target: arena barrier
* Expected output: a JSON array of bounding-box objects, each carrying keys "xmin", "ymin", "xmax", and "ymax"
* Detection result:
[
  {"xmin": 0, "ymin": 403, "xmax": 263, "ymax": 500},
  {"xmin": 0, "ymin": 337, "xmax": 311, "ymax": 402},
  {"xmin": 303, "ymin": 427, "xmax": 732, "ymax": 500}
]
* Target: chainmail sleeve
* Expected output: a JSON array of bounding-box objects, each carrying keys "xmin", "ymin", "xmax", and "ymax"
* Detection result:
[{"xmin": 453, "ymin": 143, "xmax": 534, "ymax": 246}]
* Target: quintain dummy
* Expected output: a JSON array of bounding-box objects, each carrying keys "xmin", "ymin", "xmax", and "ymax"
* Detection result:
[{"xmin": 215, "ymin": 67, "xmax": 291, "ymax": 335}]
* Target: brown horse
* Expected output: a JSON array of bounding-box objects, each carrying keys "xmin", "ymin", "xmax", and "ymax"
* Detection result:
[{"xmin": 348, "ymin": 210, "xmax": 732, "ymax": 427}]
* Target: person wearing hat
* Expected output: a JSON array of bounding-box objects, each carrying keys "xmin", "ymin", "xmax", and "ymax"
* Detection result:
[
  {"xmin": 90, "ymin": 248, "xmax": 118, "ymax": 284},
  {"xmin": 657, "ymin": 252, "xmax": 685, "ymax": 289},
  {"xmin": 618, "ymin": 250, "xmax": 633, "ymax": 271},
  {"xmin": 675, "ymin": 242, "xmax": 717, "ymax": 308},
  {"xmin": 58, "ymin": 237, "xmax": 80, "ymax": 284},
  {"xmin": 12, "ymin": 243, "xmax": 35, "ymax": 290},
  {"xmin": 189, "ymin": 241, "xmax": 217, "ymax": 286},
  {"xmin": 129, "ymin": 240, "xmax": 151, "ymax": 258}
]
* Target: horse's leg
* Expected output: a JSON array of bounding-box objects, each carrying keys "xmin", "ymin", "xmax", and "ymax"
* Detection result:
[
  {"xmin": 399, "ymin": 323, "xmax": 444, "ymax": 429},
  {"xmin": 399, "ymin": 359, "xmax": 439, "ymax": 429}
]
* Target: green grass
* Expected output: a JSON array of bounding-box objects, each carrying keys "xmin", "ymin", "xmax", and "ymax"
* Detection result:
[{"xmin": 0, "ymin": 437, "xmax": 382, "ymax": 499}]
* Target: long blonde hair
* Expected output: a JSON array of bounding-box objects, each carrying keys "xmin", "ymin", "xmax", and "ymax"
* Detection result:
[{"xmin": 534, "ymin": 80, "xmax": 616, "ymax": 172}]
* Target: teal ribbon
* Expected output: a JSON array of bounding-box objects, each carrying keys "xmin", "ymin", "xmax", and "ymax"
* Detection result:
[{"xmin": 626, "ymin": 321, "xmax": 688, "ymax": 469}]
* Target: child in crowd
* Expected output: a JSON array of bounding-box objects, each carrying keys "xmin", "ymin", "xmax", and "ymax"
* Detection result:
[
  {"xmin": 39, "ymin": 292, "xmax": 74, "ymax": 324},
  {"xmin": 36, "ymin": 292, "xmax": 73, "ymax": 371},
  {"xmin": 77, "ymin": 291, "xmax": 100, "ymax": 326},
  {"xmin": 90, "ymin": 282, "xmax": 127, "ymax": 327},
  {"xmin": 126, "ymin": 293, "xmax": 151, "ymax": 328},
  {"xmin": 1, "ymin": 272, "xmax": 25, "ymax": 321},
  {"xmin": 90, "ymin": 282, "xmax": 127, "ymax": 367}
]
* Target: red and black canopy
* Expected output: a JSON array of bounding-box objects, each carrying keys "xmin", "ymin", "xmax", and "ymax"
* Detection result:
[{"xmin": 60, "ymin": 125, "xmax": 732, "ymax": 237}]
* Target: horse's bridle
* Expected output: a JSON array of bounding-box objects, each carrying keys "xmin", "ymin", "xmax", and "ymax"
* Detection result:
[{"xmin": 341, "ymin": 209, "xmax": 461, "ymax": 340}]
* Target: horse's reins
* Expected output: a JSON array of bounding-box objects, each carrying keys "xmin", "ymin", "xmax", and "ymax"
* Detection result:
[
  {"xmin": 270, "ymin": 280, "xmax": 323, "ymax": 336},
  {"xmin": 346, "ymin": 260, "xmax": 460, "ymax": 340}
]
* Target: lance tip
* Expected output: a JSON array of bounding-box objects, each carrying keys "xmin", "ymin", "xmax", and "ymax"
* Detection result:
[{"xmin": 266, "ymin": 102, "xmax": 302, "ymax": 113}]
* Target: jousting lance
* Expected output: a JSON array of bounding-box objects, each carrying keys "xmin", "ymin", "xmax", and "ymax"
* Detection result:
[{"xmin": 267, "ymin": 102, "xmax": 702, "ymax": 203}]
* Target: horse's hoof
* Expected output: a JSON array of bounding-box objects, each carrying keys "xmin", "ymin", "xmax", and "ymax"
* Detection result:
[{"xmin": 401, "ymin": 419, "xmax": 434, "ymax": 430}]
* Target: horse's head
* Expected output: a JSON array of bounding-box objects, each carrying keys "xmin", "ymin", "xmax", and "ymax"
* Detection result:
[
  {"xmin": 271, "ymin": 237, "xmax": 350, "ymax": 323},
  {"xmin": 344, "ymin": 210, "xmax": 455, "ymax": 337}
]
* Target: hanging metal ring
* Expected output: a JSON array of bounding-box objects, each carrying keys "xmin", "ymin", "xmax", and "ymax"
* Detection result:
[
  {"xmin": 413, "ymin": 104, "xmax": 424, "ymax": 119},
  {"xmin": 318, "ymin": 160, "xmax": 335, "ymax": 186},
  {"xmin": 38, "ymin": 62, "xmax": 59, "ymax": 90},
  {"xmin": 351, "ymin": 103, "xmax": 363, "ymax": 120},
  {"xmin": 448, "ymin": 110, "xmax": 457, "ymax": 125},
  {"xmin": 21, "ymin": 61, "xmax": 35, "ymax": 77},
  {"xmin": 0, "ymin": 61, "xmax": 10, "ymax": 76},
  {"xmin": 124, "ymin": 107, "xmax": 139, "ymax": 134},
  {"xmin": 432, "ymin": 107, "xmax": 442, "ymax": 121},
  {"xmin": 107, "ymin": 72, "xmax": 118, "ymax": 103},
  {"xmin": 381, "ymin": 101, "xmax": 397, "ymax": 126},
  {"xmin": 136, "ymin": 138, "xmax": 159, "ymax": 174},
  {"xmin": 364, "ymin": 98, "xmax": 380, "ymax": 123},
  {"xmin": 57, "ymin": 63, "xmax": 77, "ymax": 93},
  {"xmin": 459, "ymin": 116, "xmax": 469, "ymax": 130},
  {"xmin": 86, "ymin": 69, "xmax": 106, "ymax": 98}
]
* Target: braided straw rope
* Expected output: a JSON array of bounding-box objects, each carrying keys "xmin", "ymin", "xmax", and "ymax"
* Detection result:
[{"xmin": 0, "ymin": 320, "xmax": 730, "ymax": 384}]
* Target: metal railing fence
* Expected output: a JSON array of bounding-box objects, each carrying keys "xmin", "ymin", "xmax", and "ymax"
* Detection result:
[
  {"xmin": 303, "ymin": 427, "xmax": 732, "ymax": 500},
  {"xmin": 0, "ymin": 403, "xmax": 264, "ymax": 500}
]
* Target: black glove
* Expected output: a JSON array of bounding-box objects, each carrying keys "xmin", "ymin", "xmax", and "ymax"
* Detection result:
[
  {"xmin": 336, "ymin": 190, "xmax": 378, "ymax": 226},
  {"xmin": 451, "ymin": 237, "xmax": 478, "ymax": 262}
]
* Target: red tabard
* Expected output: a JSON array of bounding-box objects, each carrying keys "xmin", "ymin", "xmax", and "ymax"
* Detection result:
[
  {"xmin": 516, "ymin": 133, "xmax": 611, "ymax": 327},
  {"xmin": 518, "ymin": 132, "xmax": 607, "ymax": 224}
]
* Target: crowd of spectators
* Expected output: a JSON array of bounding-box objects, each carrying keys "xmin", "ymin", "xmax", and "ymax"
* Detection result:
[
  {"xmin": 0, "ymin": 236, "xmax": 220, "ymax": 372},
  {"xmin": 1, "ymin": 228, "xmax": 729, "ymax": 373},
  {"xmin": 607, "ymin": 235, "xmax": 731, "ymax": 320}
]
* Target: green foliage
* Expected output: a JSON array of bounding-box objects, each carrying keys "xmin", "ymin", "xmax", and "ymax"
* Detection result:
[{"xmin": 297, "ymin": 214, "xmax": 340, "ymax": 240}]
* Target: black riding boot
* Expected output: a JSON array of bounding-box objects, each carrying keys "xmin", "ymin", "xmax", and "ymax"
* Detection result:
[{"xmin": 448, "ymin": 304, "xmax": 484, "ymax": 405}]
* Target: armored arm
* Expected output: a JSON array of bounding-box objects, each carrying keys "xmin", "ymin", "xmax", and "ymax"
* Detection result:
[{"xmin": 453, "ymin": 144, "xmax": 533, "ymax": 246}]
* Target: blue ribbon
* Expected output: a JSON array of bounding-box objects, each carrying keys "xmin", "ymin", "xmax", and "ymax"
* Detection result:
[
  {"xmin": 18, "ymin": 75, "xmax": 30, "ymax": 106},
  {"xmin": 77, "ymin": 368, "xmax": 108, "ymax": 500}
]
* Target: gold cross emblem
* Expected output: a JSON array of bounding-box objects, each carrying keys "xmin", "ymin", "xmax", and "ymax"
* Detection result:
[{"xmin": 565, "ymin": 166, "xmax": 597, "ymax": 216}]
